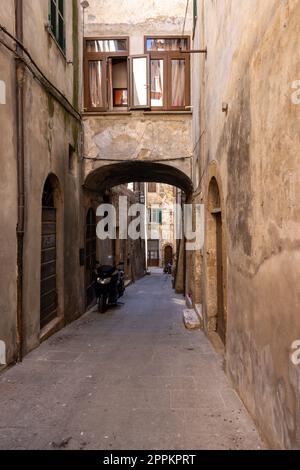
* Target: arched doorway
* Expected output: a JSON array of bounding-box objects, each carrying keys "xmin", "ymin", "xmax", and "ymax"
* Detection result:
[
  {"xmin": 207, "ymin": 177, "xmax": 226, "ymax": 344},
  {"xmin": 40, "ymin": 175, "xmax": 59, "ymax": 329},
  {"xmin": 164, "ymin": 245, "xmax": 173, "ymax": 265},
  {"xmin": 85, "ymin": 208, "xmax": 97, "ymax": 308}
]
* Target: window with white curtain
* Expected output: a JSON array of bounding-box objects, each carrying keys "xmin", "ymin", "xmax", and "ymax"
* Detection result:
[{"xmin": 84, "ymin": 36, "xmax": 190, "ymax": 112}]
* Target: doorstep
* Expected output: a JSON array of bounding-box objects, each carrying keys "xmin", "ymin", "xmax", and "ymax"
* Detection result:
[{"xmin": 183, "ymin": 309, "xmax": 201, "ymax": 330}]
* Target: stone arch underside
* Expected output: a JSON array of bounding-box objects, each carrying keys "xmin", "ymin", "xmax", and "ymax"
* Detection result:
[{"xmin": 84, "ymin": 161, "xmax": 193, "ymax": 195}]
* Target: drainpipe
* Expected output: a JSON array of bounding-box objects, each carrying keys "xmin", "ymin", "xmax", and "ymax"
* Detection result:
[{"xmin": 15, "ymin": 0, "xmax": 25, "ymax": 362}]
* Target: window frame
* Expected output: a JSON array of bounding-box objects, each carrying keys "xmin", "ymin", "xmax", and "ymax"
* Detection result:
[
  {"xmin": 129, "ymin": 54, "xmax": 151, "ymax": 110},
  {"xmin": 48, "ymin": 0, "xmax": 66, "ymax": 54},
  {"xmin": 84, "ymin": 36, "xmax": 130, "ymax": 112},
  {"xmin": 144, "ymin": 35, "xmax": 191, "ymax": 111},
  {"xmin": 148, "ymin": 183, "xmax": 157, "ymax": 193},
  {"xmin": 148, "ymin": 208, "xmax": 163, "ymax": 225},
  {"xmin": 83, "ymin": 35, "xmax": 190, "ymax": 113}
]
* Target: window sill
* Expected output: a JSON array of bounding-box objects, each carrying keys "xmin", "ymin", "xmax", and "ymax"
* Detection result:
[
  {"xmin": 83, "ymin": 111, "xmax": 132, "ymax": 117},
  {"xmin": 46, "ymin": 26, "xmax": 67, "ymax": 61},
  {"xmin": 82, "ymin": 110, "xmax": 192, "ymax": 117},
  {"xmin": 143, "ymin": 110, "xmax": 192, "ymax": 115}
]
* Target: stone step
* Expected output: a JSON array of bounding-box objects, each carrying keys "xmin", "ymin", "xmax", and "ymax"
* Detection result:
[{"xmin": 183, "ymin": 309, "xmax": 201, "ymax": 330}]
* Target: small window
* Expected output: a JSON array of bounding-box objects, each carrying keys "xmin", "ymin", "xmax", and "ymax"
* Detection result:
[
  {"xmin": 148, "ymin": 208, "xmax": 163, "ymax": 224},
  {"xmin": 146, "ymin": 38, "xmax": 188, "ymax": 52},
  {"xmin": 86, "ymin": 39, "xmax": 128, "ymax": 53},
  {"xmin": 49, "ymin": 0, "xmax": 65, "ymax": 53}
]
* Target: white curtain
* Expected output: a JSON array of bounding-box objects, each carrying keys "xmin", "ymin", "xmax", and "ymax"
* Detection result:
[
  {"xmin": 172, "ymin": 60, "xmax": 185, "ymax": 107},
  {"xmin": 151, "ymin": 60, "xmax": 164, "ymax": 107},
  {"xmin": 89, "ymin": 61, "xmax": 103, "ymax": 108}
]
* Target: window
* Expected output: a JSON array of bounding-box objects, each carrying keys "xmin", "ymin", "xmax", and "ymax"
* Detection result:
[
  {"xmin": 148, "ymin": 208, "xmax": 162, "ymax": 224},
  {"xmin": 148, "ymin": 183, "xmax": 157, "ymax": 193},
  {"xmin": 84, "ymin": 37, "xmax": 129, "ymax": 112},
  {"xmin": 84, "ymin": 36, "xmax": 190, "ymax": 112},
  {"xmin": 49, "ymin": 0, "xmax": 65, "ymax": 52},
  {"xmin": 145, "ymin": 36, "xmax": 190, "ymax": 110}
]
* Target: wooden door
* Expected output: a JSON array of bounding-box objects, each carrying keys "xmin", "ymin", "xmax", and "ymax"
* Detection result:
[
  {"xmin": 164, "ymin": 245, "xmax": 173, "ymax": 265},
  {"xmin": 40, "ymin": 205, "xmax": 58, "ymax": 329},
  {"xmin": 147, "ymin": 239, "xmax": 159, "ymax": 267}
]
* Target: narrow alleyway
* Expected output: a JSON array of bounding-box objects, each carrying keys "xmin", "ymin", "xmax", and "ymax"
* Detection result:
[{"xmin": 0, "ymin": 273, "xmax": 263, "ymax": 450}]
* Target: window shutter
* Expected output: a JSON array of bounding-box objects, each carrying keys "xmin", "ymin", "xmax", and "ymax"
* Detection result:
[{"xmin": 159, "ymin": 210, "xmax": 162, "ymax": 225}]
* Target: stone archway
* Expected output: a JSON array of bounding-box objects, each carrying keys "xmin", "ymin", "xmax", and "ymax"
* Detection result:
[
  {"xmin": 206, "ymin": 177, "xmax": 226, "ymax": 344},
  {"xmin": 84, "ymin": 161, "xmax": 193, "ymax": 195}
]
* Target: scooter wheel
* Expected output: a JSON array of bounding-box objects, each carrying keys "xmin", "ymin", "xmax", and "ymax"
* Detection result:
[{"xmin": 98, "ymin": 295, "xmax": 107, "ymax": 314}]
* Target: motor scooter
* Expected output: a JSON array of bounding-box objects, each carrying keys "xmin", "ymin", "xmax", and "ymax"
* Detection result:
[
  {"xmin": 163, "ymin": 263, "xmax": 172, "ymax": 274},
  {"xmin": 94, "ymin": 263, "xmax": 125, "ymax": 313}
]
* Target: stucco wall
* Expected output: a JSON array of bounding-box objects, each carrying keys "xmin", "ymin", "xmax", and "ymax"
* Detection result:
[
  {"xmin": 85, "ymin": 0, "xmax": 192, "ymax": 48},
  {"xmin": 0, "ymin": 4, "xmax": 18, "ymax": 365},
  {"xmin": 197, "ymin": 0, "xmax": 300, "ymax": 449},
  {"xmin": 21, "ymin": 75, "xmax": 84, "ymax": 353},
  {"xmin": 23, "ymin": 0, "xmax": 80, "ymax": 108}
]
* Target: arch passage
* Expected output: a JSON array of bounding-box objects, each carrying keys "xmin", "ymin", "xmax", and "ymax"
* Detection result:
[
  {"xmin": 40, "ymin": 176, "xmax": 59, "ymax": 329},
  {"xmin": 84, "ymin": 161, "xmax": 193, "ymax": 195}
]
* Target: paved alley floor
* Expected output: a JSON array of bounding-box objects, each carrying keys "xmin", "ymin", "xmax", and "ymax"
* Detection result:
[{"xmin": 0, "ymin": 273, "xmax": 263, "ymax": 450}]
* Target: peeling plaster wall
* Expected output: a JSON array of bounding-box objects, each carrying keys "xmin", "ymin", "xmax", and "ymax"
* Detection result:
[
  {"xmin": 83, "ymin": 113, "xmax": 192, "ymax": 182},
  {"xmin": 197, "ymin": 0, "xmax": 300, "ymax": 449},
  {"xmin": 0, "ymin": 4, "xmax": 18, "ymax": 365}
]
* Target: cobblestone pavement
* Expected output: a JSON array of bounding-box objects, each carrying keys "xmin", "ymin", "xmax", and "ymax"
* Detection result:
[{"xmin": 0, "ymin": 273, "xmax": 264, "ymax": 450}]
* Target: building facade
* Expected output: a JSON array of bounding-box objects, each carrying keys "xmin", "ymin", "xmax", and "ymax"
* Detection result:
[
  {"xmin": 189, "ymin": 0, "xmax": 300, "ymax": 449},
  {"xmin": 146, "ymin": 183, "xmax": 176, "ymax": 268},
  {"xmin": 0, "ymin": 0, "xmax": 83, "ymax": 365},
  {"xmin": 81, "ymin": 0, "xmax": 193, "ymax": 208}
]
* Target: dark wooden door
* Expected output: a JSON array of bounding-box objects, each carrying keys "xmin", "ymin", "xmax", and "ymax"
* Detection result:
[
  {"xmin": 216, "ymin": 212, "xmax": 225, "ymax": 343},
  {"xmin": 40, "ymin": 206, "xmax": 58, "ymax": 329},
  {"xmin": 164, "ymin": 245, "xmax": 173, "ymax": 265},
  {"xmin": 85, "ymin": 209, "xmax": 97, "ymax": 307},
  {"xmin": 147, "ymin": 240, "xmax": 159, "ymax": 267}
]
